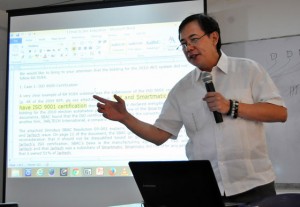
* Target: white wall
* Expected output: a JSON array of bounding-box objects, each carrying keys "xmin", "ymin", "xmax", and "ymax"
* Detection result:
[
  {"xmin": 208, "ymin": 0, "xmax": 300, "ymax": 43},
  {"xmin": 0, "ymin": 9, "xmax": 8, "ymax": 203}
]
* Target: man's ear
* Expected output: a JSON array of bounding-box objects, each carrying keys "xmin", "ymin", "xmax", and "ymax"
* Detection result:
[{"xmin": 210, "ymin": 31, "xmax": 219, "ymax": 46}]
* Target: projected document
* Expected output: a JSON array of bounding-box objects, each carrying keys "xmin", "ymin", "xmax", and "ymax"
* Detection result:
[{"xmin": 7, "ymin": 22, "xmax": 192, "ymax": 177}]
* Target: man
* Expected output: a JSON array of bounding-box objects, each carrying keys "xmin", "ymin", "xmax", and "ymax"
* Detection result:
[{"xmin": 93, "ymin": 14, "xmax": 287, "ymax": 204}]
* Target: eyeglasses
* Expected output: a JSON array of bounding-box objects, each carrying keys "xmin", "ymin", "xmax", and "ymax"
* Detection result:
[{"xmin": 176, "ymin": 33, "xmax": 207, "ymax": 50}]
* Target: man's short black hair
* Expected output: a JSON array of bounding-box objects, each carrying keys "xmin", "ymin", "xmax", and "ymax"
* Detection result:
[{"xmin": 178, "ymin": 13, "xmax": 221, "ymax": 52}]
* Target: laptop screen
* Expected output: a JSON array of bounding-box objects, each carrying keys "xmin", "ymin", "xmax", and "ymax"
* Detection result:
[{"xmin": 129, "ymin": 160, "xmax": 225, "ymax": 207}]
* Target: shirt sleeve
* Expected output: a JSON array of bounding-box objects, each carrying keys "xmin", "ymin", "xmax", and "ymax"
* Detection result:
[
  {"xmin": 154, "ymin": 89, "xmax": 183, "ymax": 139},
  {"xmin": 251, "ymin": 60, "xmax": 286, "ymax": 107}
]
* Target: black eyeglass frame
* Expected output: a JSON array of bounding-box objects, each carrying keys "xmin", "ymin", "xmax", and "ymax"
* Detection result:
[{"xmin": 177, "ymin": 33, "xmax": 208, "ymax": 50}]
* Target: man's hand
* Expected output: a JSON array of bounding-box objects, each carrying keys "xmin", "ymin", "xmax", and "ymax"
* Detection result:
[
  {"xmin": 202, "ymin": 92, "xmax": 230, "ymax": 114},
  {"xmin": 93, "ymin": 94, "xmax": 128, "ymax": 122},
  {"xmin": 93, "ymin": 94, "xmax": 171, "ymax": 145}
]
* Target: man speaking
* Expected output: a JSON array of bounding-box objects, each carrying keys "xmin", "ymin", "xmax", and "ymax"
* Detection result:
[{"xmin": 93, "ymin": 13, "xmax": 287, "ymax": 204}]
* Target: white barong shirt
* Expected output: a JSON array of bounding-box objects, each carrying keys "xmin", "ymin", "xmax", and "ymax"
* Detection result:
[{"xmin": 154, "ymin": 52, "xmax": 285, "ymax": 196}]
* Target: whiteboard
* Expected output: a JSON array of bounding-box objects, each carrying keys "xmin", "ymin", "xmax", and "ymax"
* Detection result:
[{"xmin": 222, "ymin": 35, "xmax": 300, "ymax": 183}]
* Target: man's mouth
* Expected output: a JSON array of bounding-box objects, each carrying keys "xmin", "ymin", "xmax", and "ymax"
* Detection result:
[{"xmin": 188, "ymin": 53, "xmax": 198, "ymax": 59}]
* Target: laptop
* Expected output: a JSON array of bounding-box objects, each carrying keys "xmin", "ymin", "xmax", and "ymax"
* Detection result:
[{"xmin": 129, "ymin": 160, "xmax": 226, "ymax": 207}]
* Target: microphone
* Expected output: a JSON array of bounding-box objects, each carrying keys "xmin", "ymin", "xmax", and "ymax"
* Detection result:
[{"xmin": 201, "ymin": 72, "xmax": 223, "ymax": 123}]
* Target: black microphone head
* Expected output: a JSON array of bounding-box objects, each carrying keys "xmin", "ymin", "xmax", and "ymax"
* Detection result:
[{"xmin": 201, "ymin": 71, "xmax": 212, "ymax": 84}]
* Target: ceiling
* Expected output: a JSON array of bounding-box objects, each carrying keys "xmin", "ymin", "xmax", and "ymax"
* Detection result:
[{"xmin": 0, "ymin": 0, "xmax": 112, "ymax": 11}]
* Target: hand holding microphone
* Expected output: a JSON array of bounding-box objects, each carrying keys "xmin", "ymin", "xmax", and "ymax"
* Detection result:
[{"xmin": 201, "ymin": 71, "xmax": 223, "ymax": 124}]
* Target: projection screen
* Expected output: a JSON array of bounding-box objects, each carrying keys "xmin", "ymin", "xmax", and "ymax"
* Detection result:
[{"xmin": 5, "ymin": 1, "xmax": 205, "ymax": 206}]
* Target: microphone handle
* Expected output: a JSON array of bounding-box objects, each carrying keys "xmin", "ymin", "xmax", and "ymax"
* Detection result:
[{"xmin": 205, "ymin": 82, "xmax": 223, "ymax": 123}]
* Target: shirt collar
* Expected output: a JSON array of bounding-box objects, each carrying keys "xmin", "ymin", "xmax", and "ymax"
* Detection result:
[
  {"xmin": 195, "ymin": 50, "xmax": 228, "ymax": 82},
  {"xmin": 217, "ymin": 51, "xmax": 228, "ymax": 74}
]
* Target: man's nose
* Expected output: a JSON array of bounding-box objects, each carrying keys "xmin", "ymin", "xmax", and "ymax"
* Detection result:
[{"xmin": 184, "ymin": 43, "xmax": 194, "ymax": 51}]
